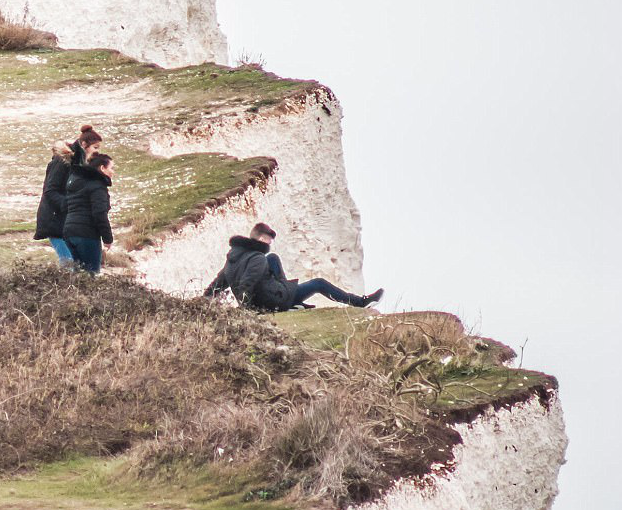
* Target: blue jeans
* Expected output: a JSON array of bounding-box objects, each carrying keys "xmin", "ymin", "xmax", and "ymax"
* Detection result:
[
  {"xmin": 66, "ymin": 237, "xmax": 102, "ymax": 273},
  {"xmin": 294, "ymin": 278, "xmax": 361, "ymax": 306},
  {"xmin": 267, "ymin": 253, "xmax": 286, "ymax": 279},
  {"xmin": 267, "ymin": 254, "xmax": 360, "ymax": 306},
  {"xmin": 49, "ymin": 237, "xmax": 73, "ymax": 266}
]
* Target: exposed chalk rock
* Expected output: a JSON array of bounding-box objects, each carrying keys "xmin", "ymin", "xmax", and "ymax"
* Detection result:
[
  {"xmin": 352, "ymin": 394, "xmax": 568, "ymax": 510},
  {"xmin": 0, "ymin": 0, "xmax": 228, "ymax": 67},
  {"xmin": 135, "ymin": 88, "xmax": 365, "ymax": 299}
]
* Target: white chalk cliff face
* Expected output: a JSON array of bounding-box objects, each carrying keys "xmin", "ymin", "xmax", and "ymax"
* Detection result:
[
  {"xmin": 138, "ymin": 88, "xmax": 365, "ymax": 298},
  {"xmin": 0, "ymin": 0, "xmax": 228, "ymax": 67},
  {"xmin": 352, "ymin": 395, "xmax": 568, "ymax": 510}
]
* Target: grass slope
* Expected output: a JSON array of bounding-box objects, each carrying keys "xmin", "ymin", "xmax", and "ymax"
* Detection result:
[
  {"xmin": 0, "ymin": 457, "xmax": 291, "ymax": 510},
  {"xmin": 0, "ymin": 48, "xmax": 314, "ymax": 264},
  {"xmin": 0, "ymin": 265, "xmax": 558, "ymax": 509}
]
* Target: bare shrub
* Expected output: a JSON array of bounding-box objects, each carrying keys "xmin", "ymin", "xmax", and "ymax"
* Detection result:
[
  {"xmin": 0, "ymin": 263, "xmax": 289, "ymax": 472},
  {"xmin": 133, "ymin": 403, "xmax": 271, "ymax": 476},
  {"xmin": 0, "ymin": 12, "xmax": 57, "ymax": 50},
  {"xmin": 236, "ymin": 49, "xmax": 267, "ymax": 70}
]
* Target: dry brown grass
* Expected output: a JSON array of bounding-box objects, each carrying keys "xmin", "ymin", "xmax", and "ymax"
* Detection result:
[
  {"xmin": 0, "ymin": 263, "xmax": 289, "ymax": 470},
  {"xmin": 102, "ymin": 250, "xmax": 135, "ymax": 269},
  {"xmin": 0, "ymin": 263, "xmax": 488, "ymax": 507},
  {"xmin": 0, "ymin": 12, "xmax": 57, "ymax": 50},
  {"xmin": 272, "ymin": 396, "xmax": 380, "ymax": 504},
  {"xmin": 120, "ymin": 211, "xmax": 157, "ymax": 251}
]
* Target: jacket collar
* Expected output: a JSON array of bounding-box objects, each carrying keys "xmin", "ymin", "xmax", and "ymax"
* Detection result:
[
  {"xmin": 229, "ymin": 235, "xmax": 270, "ymax": 254},
  {"xmin": 73, "ymin": 163, "xmax": 112, "ymax": 187}
]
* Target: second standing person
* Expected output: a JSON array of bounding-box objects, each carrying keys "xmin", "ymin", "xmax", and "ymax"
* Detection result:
[{"xmin": 63, "ymin": 153, "xmax": 115, "ymax": 274}]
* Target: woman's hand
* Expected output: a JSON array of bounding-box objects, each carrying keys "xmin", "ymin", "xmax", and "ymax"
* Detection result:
[{"xmin": 104, "ymin": 243, "xmax": 112, "ymax": 251}]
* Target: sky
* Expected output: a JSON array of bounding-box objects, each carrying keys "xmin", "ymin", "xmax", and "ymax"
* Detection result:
[{"xmin": 217, "ymin": 1, "xmax": 622, "ymax": 509}]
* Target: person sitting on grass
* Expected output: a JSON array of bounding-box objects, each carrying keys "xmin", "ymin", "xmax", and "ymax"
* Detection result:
[{"xmin": 204, "ymin": 222, "xmax": 384, "ymax": 311}]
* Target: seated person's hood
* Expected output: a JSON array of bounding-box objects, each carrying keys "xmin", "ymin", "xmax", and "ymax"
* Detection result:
[{"xmin": 227, "ymin": 235, "xmax": 270, "ymax": 263}]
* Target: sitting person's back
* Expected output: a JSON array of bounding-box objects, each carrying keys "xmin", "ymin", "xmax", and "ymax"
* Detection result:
[
  {"xmin": 221, "ymin": 232, "xmax": 297, "ymax": 311},
  {"xmin": 205, "ymin": 223, "xmax": 383, "ymax": 311}
]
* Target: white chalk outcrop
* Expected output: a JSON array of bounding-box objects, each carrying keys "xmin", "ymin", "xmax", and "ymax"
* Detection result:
[
  {"xmin": 0, "ymin": 0, "xmax": 228, "ymax": 67},
  {"xmin": 135, "ymin": 88, "xmax": 365, "ymax": 298},
  {"xmin": 353, "ymin": 394, "xmax": 568, "ymax": 510}
]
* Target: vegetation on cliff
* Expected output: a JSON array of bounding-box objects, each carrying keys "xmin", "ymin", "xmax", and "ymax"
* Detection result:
[
  {"xmin": 0, "ymin": 264, "xmax": 556, "ymax": 509},
  {"xmin": 0, "ymin": 12, "xmax": 57, "ymax": 51},
  {"xmin": 0, "ymin": 47, "xmax": 318, "ymax": 264}
]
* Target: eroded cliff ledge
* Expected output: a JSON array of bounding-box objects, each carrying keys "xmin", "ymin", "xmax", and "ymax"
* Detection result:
[{"xmin": 0, "ymin": 48, "xmax": 364, "ymax": 295}]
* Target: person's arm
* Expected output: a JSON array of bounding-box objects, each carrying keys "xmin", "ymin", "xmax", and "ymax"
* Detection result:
[
  {"xmin": 90, "ymin": 187, "xmax": 113, "ymax": 245},
  {"xmin": 204, "ymin": 267, "xmax": 228, "ymax": 297},
  {"xmin": 43, "ymin": 159, "xmax": 69, "ymax": 213},
  {"xmin": 238, "ymin": 254, "xmax": 268, "ymax": 305}
]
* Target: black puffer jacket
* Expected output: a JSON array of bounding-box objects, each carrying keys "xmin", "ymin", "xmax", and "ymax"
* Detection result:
[
  {"xmin": 205, "ymin": 236, "xmax": 298, "ymax": 311},
  {"xmin": 63, "ymin": 164, "xmax": 113, "ymax": 244},
  {"xmin": 34, "ymin": 140, "xmax": 86, "ymax": 239}
]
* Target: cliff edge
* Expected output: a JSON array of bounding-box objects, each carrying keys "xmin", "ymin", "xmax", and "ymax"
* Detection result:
[{"xmin": 0, "ymin": 5, "xmax": 567, "ymax": 509}]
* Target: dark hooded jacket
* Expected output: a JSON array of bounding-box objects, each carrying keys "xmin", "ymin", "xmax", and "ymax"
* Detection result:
[
  {"xmin": 62, "ymin": 163, "xmax": 113, "ymax": 245},
  {"xmin": 34, "ymin": 140, "xmax": 86, "ymax": 239},
  {"xmin": 205, "ymin": 236, "xmax": 298, "ymax": 312}
]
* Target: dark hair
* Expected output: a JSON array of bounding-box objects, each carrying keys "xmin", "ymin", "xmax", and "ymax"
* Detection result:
[
  {"xmin": 89, "ymin": 153, "xmax": 113, "ymax": 170},
  {"xmin": 78, "ymin": 125, "xmax": 103, "ymax": 147},
  {"xmin": 250, "ymin": 222, "xmax": 276, "ymax": 240}
]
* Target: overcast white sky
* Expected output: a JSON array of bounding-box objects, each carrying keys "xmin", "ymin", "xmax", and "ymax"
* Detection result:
[{"xmin": 218, "ymin": 2, "xmax": 622, "ymax": 508}]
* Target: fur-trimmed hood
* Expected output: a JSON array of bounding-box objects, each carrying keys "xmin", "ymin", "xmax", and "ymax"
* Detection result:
[
  {"xmin": 229, "ymin": 235, "xmax": 270, "ymax": 254},
  {"xmin": 52, "ymin": 140, "xmax": 74, "ymax": 163},
  {"xmin": 52, "ymin": 140, "xmax": 87, "ymax": 166}
]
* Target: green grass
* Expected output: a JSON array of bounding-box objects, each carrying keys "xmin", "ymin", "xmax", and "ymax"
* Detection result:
[
  {"xmin": 0, "ymin": 221, "xmax": 35, "ymax": 235},
  {"xmin": 273, "ymin": 307, "xmax": 552, "ymax": 414},
  {"xmin": 113, "ymin": 149, "xmax": 274, "ymax": 249},
  {"xmin": 0, "ymin": 49, "xmax": 310, "ymax": 107},
  {"xmin": 0, "ymin": 237, "xmax": 53, "ymax": 267},
  {"xmin": 271, "ymin": 307, "xmax": 375, "ymax": 350},
  {"xmin": 432, "ymin": 367, "xmax": 554, "ymax": 409},
  {"xmin": 0, "ymin": 50, "xmax": 154, "ymax": 97},
  {"xmin": 0, "ymin": 48, "xmax": 313, "ymax": 257},
  {"xmin": 0, "ymin": 456, "xmax": 293, "ymax": 509}
]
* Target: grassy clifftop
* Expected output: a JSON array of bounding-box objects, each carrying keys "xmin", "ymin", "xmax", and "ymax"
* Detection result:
[
  {"xmin": 0, "ymin": 48, "xmax": 318, "ymax": 265},
  {"xmin": 0, "ymin": 265, "xmax": 557, "ymax": 509}
]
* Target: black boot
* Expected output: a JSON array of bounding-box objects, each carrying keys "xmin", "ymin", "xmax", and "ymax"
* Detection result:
[{"xmin": 359, "ymin": 288, "xmax": 384, "ymax": 308}]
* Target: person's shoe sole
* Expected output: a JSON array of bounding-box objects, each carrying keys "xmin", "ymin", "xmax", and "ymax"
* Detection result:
[{"xmin": 364, "ymin": 289, "xmax": 384, "ymax": 308}]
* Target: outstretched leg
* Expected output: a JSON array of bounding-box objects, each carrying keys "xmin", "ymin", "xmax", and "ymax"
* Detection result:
[{"xmin": 293, "ymin": 278, "xmax": 363, "ymax": 307}]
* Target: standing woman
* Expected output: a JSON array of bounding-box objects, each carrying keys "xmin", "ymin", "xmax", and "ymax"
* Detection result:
[
  {"xmin": 63, "ymin": 153, "xmax": 115, "ymax": 274},
  {"xmin": 34, "ymin": 125, "xmax": 103, "ymax": 264}
]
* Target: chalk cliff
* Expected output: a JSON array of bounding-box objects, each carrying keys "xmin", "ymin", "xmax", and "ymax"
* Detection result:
[
  {"xmin": 0, "ymin": 4, "xmax": 568, "ymax": 509},
  {"xmin": 138, "ymin": 88, "xmax": 364, "ymax": 297},
  {"xmin": 0, "ymin": 0, "xmax": 228, "ymax": 67},
  {"xmin": 353, "ymin": 396, "xmax": 567, "ymax": 510}
]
